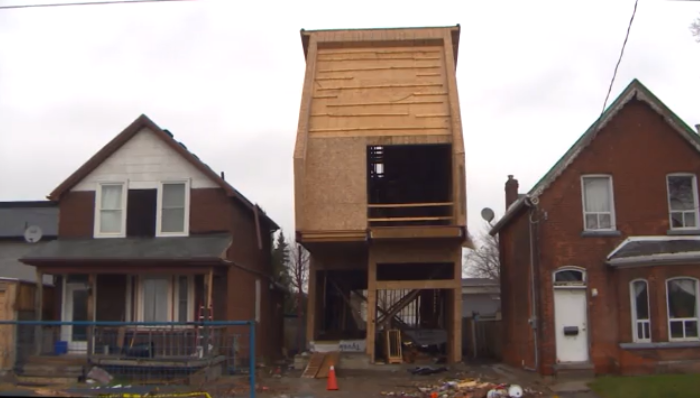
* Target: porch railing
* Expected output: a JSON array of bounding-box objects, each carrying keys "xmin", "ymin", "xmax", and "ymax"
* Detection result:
[{"xmin": 0, "ymin": 321, "xmax": 257, "ymax": 398}]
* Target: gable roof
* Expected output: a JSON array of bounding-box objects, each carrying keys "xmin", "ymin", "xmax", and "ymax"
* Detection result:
[
  {"xmin": 490, "ymin": 78, "xmax": 699, "ymax": 236},
  {"xmin": 48, "ymin": 114, "xmax": 279, "ymax": 230}
]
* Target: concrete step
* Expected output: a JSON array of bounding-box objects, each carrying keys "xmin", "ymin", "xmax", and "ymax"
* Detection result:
[
  {"xmin": 554, "ymin": 362, "xmax": 595, "ymax": 380},
  {"xmin": 15, "ymin": 375, "xmax": 80, "ymax": 386},
  {"xmin": 20, "ymin": 364, "xmax": 84, "ymax": 378}
]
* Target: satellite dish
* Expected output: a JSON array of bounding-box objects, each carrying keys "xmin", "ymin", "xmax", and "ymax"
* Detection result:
[
  {"xmin": 24, "ymin": 226, "xmax": 43, "ymax": 244},
  {"xmin": 480, "ymin": 207, "xmax": 495, "ymax": 223}
]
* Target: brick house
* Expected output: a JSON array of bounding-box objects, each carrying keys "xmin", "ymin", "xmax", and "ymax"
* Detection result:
[
  {"xmin": 19, "ymin": 114, "xmax": 283, "ymax": 372},
  {"xmin": 490, "ymin": 78, "xmax": 700, "ymax": 376}
]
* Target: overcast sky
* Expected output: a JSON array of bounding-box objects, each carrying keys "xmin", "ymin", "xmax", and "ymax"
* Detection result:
[{"xmin": 1, "ymin": 0, "xmax": 699, "ymax": 241}]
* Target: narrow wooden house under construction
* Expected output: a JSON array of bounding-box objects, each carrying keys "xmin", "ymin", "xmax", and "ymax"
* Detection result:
[{"xmin": 294, "ymin": 25, "xmax": 469, "ymax": 364}]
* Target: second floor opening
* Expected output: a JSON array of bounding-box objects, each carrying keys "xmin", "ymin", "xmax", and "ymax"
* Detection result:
[{"xmin": 366, "ymin": 144, "xmax": 453, "ymax": 227}]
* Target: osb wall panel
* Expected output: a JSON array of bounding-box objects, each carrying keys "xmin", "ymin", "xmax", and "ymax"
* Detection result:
[
  {"xmin": 308, "ymin": 45, "xmax": 451, "ymax": 139},
  {"xmin": 302, "ymin": 137, "xmax": 367, "ymax": 231}
]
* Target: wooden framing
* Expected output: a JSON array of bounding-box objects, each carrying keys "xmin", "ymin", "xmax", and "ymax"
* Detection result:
[{"xmin": 295, "ymin": 25, "xmax": 466, "ymax": 365}]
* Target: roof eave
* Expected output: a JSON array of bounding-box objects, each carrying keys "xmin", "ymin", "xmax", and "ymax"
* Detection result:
[{"xmin": 488, "ymin": 198, "xmax": 530, "ymax": 236}]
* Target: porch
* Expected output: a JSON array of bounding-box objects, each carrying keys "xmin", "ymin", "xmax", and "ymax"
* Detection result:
[{"xmin": 15, "ymin": 233, "xmax": 251, "ymax": 382}]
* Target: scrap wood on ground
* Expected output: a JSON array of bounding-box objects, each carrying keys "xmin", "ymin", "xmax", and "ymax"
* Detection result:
[{"xmin": 380, "ymin": 376, "xmax": 547, "ymax": 398}]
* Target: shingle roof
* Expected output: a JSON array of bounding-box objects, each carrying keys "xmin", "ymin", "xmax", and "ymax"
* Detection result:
[
  {"xmin": 0, "ymin": 201, "xmax": 58, "ymax": 239},
  {"xmin": 607, "ymin": 236, "xmax": 700, "ymax": 267},
  {"xmin": 19, "ymin": 233, "xmax": 232, "ymax": 263}
]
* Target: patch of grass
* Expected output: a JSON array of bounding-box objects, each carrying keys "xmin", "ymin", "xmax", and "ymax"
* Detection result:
[{"xmin": 589, "ymin": 374, "xmax": 700, "ymax": 398}]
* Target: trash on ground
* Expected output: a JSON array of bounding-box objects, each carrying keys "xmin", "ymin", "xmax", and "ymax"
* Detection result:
[{"xmin": 380, "ymin": 378, "xmax": 545, "ymax": 398}]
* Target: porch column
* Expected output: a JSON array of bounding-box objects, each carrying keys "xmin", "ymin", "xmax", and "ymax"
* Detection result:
[
  {"xmin": 87, "ymin": 273, "xmax": 96, "ymax": 357},
  {"xmin": 305, "ymin": 257, "xmax": 317, "ymax": 350},
  {"xmin": 34, "ymin": 270, "xmax": 43, "ymax": 356},
  {"xmin": 203, "ymin": 269, "xmax": 213, "ymax": 357}
]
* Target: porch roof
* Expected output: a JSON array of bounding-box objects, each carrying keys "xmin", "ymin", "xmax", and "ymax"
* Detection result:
[
  {"xmin": 606, "ymin": 236, "xmax": 700, "ymax": 268},
  {"xmin": 19, "ymin": 233, "xmax": 232, "ymax": 265}
]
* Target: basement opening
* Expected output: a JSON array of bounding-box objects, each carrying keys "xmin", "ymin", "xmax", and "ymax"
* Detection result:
[{"xmin": 367, "ymin": 144, "xmax": 453, "ymax": 227}]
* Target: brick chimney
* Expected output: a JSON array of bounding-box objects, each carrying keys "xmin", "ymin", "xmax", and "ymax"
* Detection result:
[{"xmin": 505, "ymin": 175, "xmax": 519, "ymax": 209}]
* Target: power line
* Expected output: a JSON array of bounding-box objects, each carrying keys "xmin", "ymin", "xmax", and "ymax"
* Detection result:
[
  {"xmin": 600, "ymin": 0, "xmax": 639, "ymax": 115},
  {"xmin": 0, "ymin": 0, "xmax": 198, "ymax": 10}
]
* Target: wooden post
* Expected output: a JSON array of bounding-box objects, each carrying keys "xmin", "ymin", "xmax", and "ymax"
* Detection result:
[
  {"xmin": 366, "ymin": 256, "xmax": 377, "ymax": 363},
  {"xmin": 305, "ymin": 259, "xmax": 316, "ymax": 350},
  {"xmin": 296, "ymin": 247, "xmax": 304, "ymax": 353},
  {"xmin": 34, "ymin": 270, "xmax": 43, "ymax": 356},
  {"xmin": 204, "ymin": 269, "xmax": 213, "ymax": 357},
  {"xmin": 87, "ymin": 273, "xmax": 96, "ymax": 358}
]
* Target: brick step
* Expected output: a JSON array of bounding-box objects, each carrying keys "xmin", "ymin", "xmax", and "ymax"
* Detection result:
[
  {"xmin": 20, "ymin": 364, "xmax": 84, "ymax": 378},
  {"xmin": 15, "ymin": 375, "xmax": 80, "ymax": 386}
]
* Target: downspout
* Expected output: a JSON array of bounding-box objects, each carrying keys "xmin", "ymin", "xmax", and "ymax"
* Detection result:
[{"xmin": 523, "ymin": 199, "xmax": 541, "ymax": 372}]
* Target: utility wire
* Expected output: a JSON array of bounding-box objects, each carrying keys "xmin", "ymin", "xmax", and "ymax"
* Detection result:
[
  {"xmin": 600, "ymin": 0, "xmax": 639, "ymax": 115},
  {"xmin": 0, "ymin": 0, "xmax": 198, "ymax": 10}
]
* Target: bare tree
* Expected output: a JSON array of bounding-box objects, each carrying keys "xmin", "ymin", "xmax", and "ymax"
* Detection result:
[
  {"xmin": 692, "ymin": 14, "xmax": 700, "ymax": 42},
  {"xmin": 288, "ymin": 244, "xmax": 310, "ymax": 352},
  {"xmin": 463, "ymin": 222, "xmax": 500, "ymax": 280}
]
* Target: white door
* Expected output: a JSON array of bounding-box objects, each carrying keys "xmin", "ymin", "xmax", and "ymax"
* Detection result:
[
  {"xmin": 62, "ymin": 283, "xmax": 89, "ymax": 353},
  {"xmin": 554, "ymin": 288, "xmax": 589, "ymax": 363}
]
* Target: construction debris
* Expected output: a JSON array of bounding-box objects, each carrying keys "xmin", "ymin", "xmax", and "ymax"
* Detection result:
[{"xmin": 379, "ymin": 378, "xmax": 546, "ymax": 398}]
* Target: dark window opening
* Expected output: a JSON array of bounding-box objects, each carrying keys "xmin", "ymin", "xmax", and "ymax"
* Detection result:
[
  {"xmin": 126, "ymin": 189, "xmax": 157, "ymax": 237},
  {"xmin": 376, "ymin": 263, "xmax": 455, "ymax": 281},
  {"xmin": 367, "ymin": 144, "xmax": 453, "ymax": 226}
]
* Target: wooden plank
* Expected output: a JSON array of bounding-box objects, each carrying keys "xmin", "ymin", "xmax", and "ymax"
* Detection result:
[
  {"xmin": 367, "ymin": 202, "xmax": 453, "ymax": 209},
  {"xmin": 375, "ymin": 279, "xmax": 459, "ymax": 290},
  {"xmin": 368, "ymin": 216, "xmax": 452, "ymax": 222},
  {"xmin": 301, "ymin": 352, "xmax": 326, "ymax": 379},
  {"xmin": 315, "ymin": 351, "xmax": 340, "ymax": 379}
]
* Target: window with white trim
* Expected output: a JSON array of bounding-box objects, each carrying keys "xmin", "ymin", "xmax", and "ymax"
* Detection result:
[
  {"xmin": 553, "ymin": 268, "xmax": 586, "ymax": 287},
  {"xmin": 667, "ymin": 278, "xmax": 699, "ymax": 340},
  {"xmin": 95, "ymin": 183, "xmax": 126, "ymax": 237},
  {"xmin": 630, "ymin": 279, "xmax": 651, "ymax": 342},
  {"xmin": 138, "ymin": 275, "xmax": 194, "ymax": 323},
  {"xmin": 667, "ymin": 174, "xmax": 699, "ymax": 230},
  {"xmin": 581, "ymin": 175, "xmax": 615, "ymax": 231},
  {"xmin": 157, "ymin": 181, "xmax": 190, "ymax": 236}
]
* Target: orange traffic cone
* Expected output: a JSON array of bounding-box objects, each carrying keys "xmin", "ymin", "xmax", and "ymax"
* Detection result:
[{"xmin": 327, "ymin": 365, "xmax": 339, "ymax": 391}]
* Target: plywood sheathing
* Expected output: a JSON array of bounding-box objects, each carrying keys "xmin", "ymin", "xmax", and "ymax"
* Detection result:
[{"xmin": 294, "ymin": 26, "xmax": 466, "ymax": 234}]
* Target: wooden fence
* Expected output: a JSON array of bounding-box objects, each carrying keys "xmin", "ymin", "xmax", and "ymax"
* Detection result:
[{"xmin": 462, "ymin": 316, "xmax": 502, "ymax": 360}]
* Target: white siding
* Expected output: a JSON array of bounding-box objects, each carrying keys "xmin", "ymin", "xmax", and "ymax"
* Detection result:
[{"xmin": 72, "ymin": 128, "xmax": 218, "ymax": 191}]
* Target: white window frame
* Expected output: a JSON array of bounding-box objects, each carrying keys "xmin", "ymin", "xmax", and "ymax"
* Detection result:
[
  {"xmin": 134, "ymin": 275, "xmax": 195, "ymax": 324},
  {"xmin": 666, "ymin": 173, "xmax": 700, "ymax": 231},
  {"xmin": 580, "ymin": 175, "xmax": 616, "ymax": 232},
  {"xmin": 666, "ymin": 277, "xmax": 700, "ymax": 342},
  {"xmin": 552, "ymin": 266, "xmax": 587, "ymax": 289},
  {"xmin": 93, "ymin": 182, "xmax": 128, "ymax": 238},
  {"xmin": 156, "ymin": 180, "xmax": 191, "ymax": 237},
  {"xmin": 630, "ymin": 279, "xmax": 651, "ymax": 343}
]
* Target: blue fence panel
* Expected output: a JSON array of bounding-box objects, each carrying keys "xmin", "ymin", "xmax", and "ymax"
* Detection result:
[{"xmin": 0, "ymin": 320, "xmax": 257, "ymax": 398}]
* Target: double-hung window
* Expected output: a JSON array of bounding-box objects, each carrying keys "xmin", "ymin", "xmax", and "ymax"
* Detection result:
[
  {"xmin": 581, "ymin": 175, "xmax": 616, "ymax": 231},
  {"xmin": 667, "ymin": 278, "xmax": 700, "ymax": 341},
  {"xmin": 630, "ymin": 279, "xmax": 651, "ymax": 342},
  {"xmin": 157, "ymin": 181, "xmax": 190, "ymax": 236},
  {"xmin": 667, "ymin": 174, "xmax": 699, "ymax": 230},
  {"xmin": 95, "ymin": 183, "xmax": 127, "ymax": 237},
  {"xmin": 138, "ymin": 275, "xmax": 194, "ymax": 323}
]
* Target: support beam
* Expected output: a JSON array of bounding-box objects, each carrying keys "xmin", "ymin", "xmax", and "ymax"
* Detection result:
[
  {"xmin": 376, "ymin": 289, "xmax": 419, "ymax": 326},
  {"xmin": 375, "ymin": 279, "xmax": 459, "ymax": 290},
  {"xmin": 34, "ymin": 270, "xmax": 43, "ymax": 356}
]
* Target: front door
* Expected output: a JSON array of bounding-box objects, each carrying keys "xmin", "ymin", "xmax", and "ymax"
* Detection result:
[
  {"xmin": 62, "ymin": 283, "xmax": 89, "ymax": 353},
  {"xmin": 553, "ymin": 288, "xmax": 589, "ymax": 363}
]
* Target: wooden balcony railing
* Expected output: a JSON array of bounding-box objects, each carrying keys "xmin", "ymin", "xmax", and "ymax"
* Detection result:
[{"xmin": 367, "ymin": 202, "xmax": 454, "ymax": 227}]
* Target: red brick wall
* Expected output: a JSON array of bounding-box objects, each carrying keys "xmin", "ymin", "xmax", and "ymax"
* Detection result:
[
  {"xmin": 499, "ymin": 209, "xmax": 535, "ymax": 369},
  {"xmin": 500, "ymin": 99, "xmax": 700, "ymax": 375}
]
